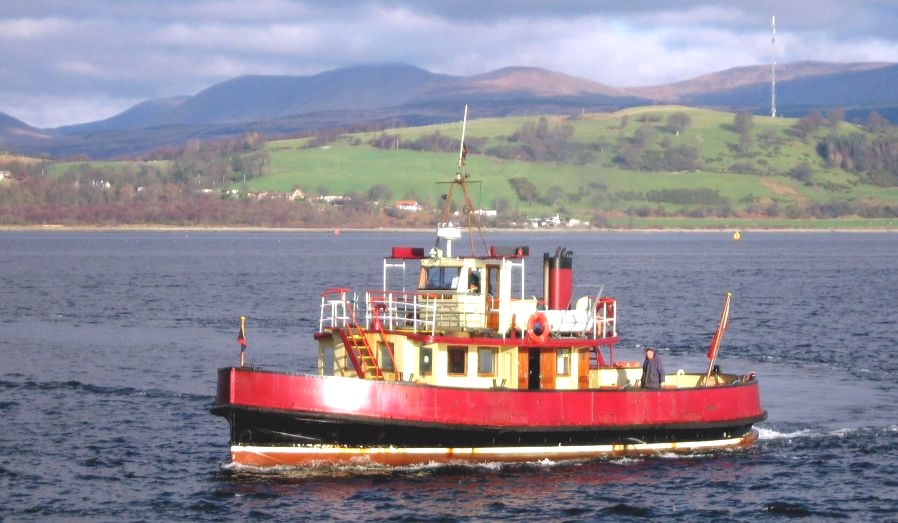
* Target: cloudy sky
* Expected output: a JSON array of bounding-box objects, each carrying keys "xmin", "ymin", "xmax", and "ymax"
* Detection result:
[{"xmin": 3, "ymin": 0, "xmax": 897, "ymax": 128}]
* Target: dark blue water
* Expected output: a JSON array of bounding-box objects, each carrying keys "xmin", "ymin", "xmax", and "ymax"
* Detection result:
[{"xmin": 2, "ymin": 231, "xmax": 896, "ymax": 521}]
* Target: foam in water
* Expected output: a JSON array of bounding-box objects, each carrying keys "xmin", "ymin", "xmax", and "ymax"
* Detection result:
[{"xmin": 756, "ymin": 426, "xmax": 814, "ymax": 440}]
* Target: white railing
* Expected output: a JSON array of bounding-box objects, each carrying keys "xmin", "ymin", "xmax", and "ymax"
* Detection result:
[
  {"xmin": 319, "ymin": 288, "xmax": 355, "ymax": 331},
  {"xmin": 365, "ymin": 290, "xmax": 486, "ymax": 336},
  {"xmin": 544, "ymin": 288, "xmax": 616, "ymax": 339},
  {"xmin": 319, "ymin": 287, "xmax": 616, "ymax": 340}
]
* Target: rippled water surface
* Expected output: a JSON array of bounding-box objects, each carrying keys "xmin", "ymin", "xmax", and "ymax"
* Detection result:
[{"xmin": 2, "ymin": 231, "xmax": 896, "ymax": 521}]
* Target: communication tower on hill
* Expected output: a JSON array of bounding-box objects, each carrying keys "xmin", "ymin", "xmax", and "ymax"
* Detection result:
[{"xmin": 771, "ymin": 15, "xmax": 777, "ymax": 118}]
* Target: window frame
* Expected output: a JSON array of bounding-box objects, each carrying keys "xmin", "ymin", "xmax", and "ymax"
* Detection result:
[
  {"xmin": 556, "ymin": 348, "xmax": 571, "ymax": 376},
  {"xmin": 447, "ymin": 346, "xmax": 468, "ymax": 376},
  {"xmin": 421, "ymin": 266, "xmax": 461, "ymax": 290},
  {"xmin": 477, "ymin": 347, "xmax": 498, "ymax": 377},
  {"xmin": 419, "ymin": 347, "xmax": 433, "ymax": 376}
]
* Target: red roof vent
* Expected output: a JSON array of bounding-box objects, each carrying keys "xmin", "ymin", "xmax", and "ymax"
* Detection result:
[{"xmin": 391, "ymin": 246, "xmax": 426, "ymax": 259}]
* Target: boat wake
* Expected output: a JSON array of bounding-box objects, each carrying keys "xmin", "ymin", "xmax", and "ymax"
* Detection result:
[
  {"xmin": 220, "ymin": 458, "xmax": 544, "ymax": 478},
  {"xmin": 757, "ymin": 426, "xmax": 815, "ymax": 440},
  {"xmin": 757, "ymin": 424, "xmax": 898, "ymax": 442}
]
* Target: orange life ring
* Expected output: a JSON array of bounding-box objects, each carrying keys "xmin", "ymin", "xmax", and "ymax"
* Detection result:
[
  {"xmin": 526, "ymin": 312, "xmax": 551, "ymax": 344},
  {"xmin": 613, "ymin": 360, "xmax": 640, "ymax": 368}
]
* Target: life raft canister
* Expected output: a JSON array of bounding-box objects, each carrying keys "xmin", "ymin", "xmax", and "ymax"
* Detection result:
[{"xmin": 526, "ymin": 311, "xmax": 551, "ymax": 344}]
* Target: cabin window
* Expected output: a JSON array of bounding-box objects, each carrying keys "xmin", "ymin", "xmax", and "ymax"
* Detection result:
[
  {"xmin": 556, "ymin": 349, "xmax": 571, "ymax": 376},
  {"xmin": 487, "ymin": 266, "xmax": 498, "ymax": 297},
  {"xmin": 378, "ymin": 342, "xmax": 394, "ymax": 372},
  {"xmin": 422, "ymin": 267, "xmax": 461, "ymax": 290},
  {"xmin": 419, "ymin": 348, "xmax": 432, "ymax": 376},
  {"xmin": 477, "ymin": 347, "xmax": 497, "ymax": 376},
  {"xmin": 448, "ymin": 346, "xmax": 467, "ymax": 375},
  {"xmin": 468, "ymin": 269, "xmax": 481, "ymax": 294}
]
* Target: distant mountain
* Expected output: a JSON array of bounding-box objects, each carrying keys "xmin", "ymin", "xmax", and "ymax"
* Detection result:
[
  {"xmin": 628, "ymin": 61, "xmax": 891, "ymax": 100},
  {"xmin": 58, "ymin": 64, "xmax": 458, "ymax": 133},
  {"xmin": 163, "ymin": 64, "xmax": 458, "ymax": 126},
  {"xmin": 57, "ymin": 96, "xmax": 189, "ymax": 133},
  {"xmin": 430, "ymin": 66, "xmax": 629, "ymax": 99},
  {"xmin": 683, "ymin": 63, "xmax": 898, "ymax": 117},
  {"xmin": 0, "ymin": 112, "xmax": 54, "ymax": 146},
  {"xmin": 34, "ymin": 65, "xmax": 648, "ymax": 158},
  {"xmin": 3, "ymin": 61, "xmax": 898, "ymax": 159},
  {"xmin": 60, "ymin": 64, "xmax": 633, "ymax": 133},
  {"xmin": 629, "ymin": 61, "xmax": 898, "ymax": 115}
]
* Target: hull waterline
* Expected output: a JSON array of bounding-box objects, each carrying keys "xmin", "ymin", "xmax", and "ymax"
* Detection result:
[{"xmin": 228, "ymin": 430, "xmax": 760, "ymax": 467}]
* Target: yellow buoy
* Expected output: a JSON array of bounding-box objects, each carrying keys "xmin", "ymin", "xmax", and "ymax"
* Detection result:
[{"xmin": 733, "ymin": 231, "xmax": 741, "ymax": 241}]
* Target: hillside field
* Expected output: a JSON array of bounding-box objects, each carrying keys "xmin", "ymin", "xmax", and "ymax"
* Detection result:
[
  {"xmin": 238, "ymin": 106, "xmax": 898, "ymax": 228},
  {"xmin": 6, "ymin": 105, "xmax": 898, "ymax": 229}
]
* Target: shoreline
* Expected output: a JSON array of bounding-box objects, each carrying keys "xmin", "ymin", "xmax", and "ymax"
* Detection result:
[{"xmin": 2, "ymin": 224, "xmax": 897, "ymax": 233}]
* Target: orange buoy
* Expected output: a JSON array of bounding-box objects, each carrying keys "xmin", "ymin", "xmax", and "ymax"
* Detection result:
[{"xmin": 526, "ymin": 312, "xmax": 551, "ymax": 344}]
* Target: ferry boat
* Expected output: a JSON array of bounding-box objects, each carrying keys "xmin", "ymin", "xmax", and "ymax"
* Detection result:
[{"xmin": 211, "ymin": 108, "xmax": 766, "ymax": 467}]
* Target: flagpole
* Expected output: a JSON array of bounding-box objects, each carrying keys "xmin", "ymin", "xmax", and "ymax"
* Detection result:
[
  {"xmin": 238, "ymin": 315, "xmax": 247, "ymax": 367},
  {"xmin": 704, "ymin": 292, "xmax": 732, "ymax": 385}
]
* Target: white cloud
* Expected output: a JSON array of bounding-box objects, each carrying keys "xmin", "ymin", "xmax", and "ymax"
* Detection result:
[
  {"xmin": 783, "ymin": 35, "xmax": 898, "ymax": 64},
  {"xmin": 0, "ymin": 17, "xmax": 72, "ymax": 39},
  {"xmin": 1, "ymin": 1, "xmax": 897, "ymax": 127},
  {"xmin": 56, "ymin": 60, "xmax": 108, "ymax": 78},
  {"xmin": 153, "ymin": 22, "xmax": 323, "ymax": 54}
]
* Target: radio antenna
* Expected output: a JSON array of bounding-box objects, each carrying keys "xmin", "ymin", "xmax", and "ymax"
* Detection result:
[{"xmin": 771, "ymin": 15, "xmax": 777, "ymax": 118}]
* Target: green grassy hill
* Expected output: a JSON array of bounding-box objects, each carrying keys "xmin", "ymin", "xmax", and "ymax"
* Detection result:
[
  {"xmin": 15, "ymin": 105, "xmax": 898, "ymax": 229},
  {"xmin": 243, "ymin": 106, "xmax": 898, "ymax": 228}
]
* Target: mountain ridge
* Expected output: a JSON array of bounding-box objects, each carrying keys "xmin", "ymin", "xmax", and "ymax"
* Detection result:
[
  {"xmin": 627, "ymin": 61, "xmax": 893, "ymax": 101},
  {"xmin": 2, "ymin": 61, "xmax": 896, "ymax": 159}
]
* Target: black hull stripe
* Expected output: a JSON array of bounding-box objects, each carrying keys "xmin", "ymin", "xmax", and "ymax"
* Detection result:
[{"xmin": 214, "ymin": 406, "xmax": 766, "ymax": 448}]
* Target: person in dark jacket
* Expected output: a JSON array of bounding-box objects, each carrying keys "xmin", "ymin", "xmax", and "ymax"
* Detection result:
[{"xmin": 641, "ymin": 347, "xmax": 665, "ymax": 389}]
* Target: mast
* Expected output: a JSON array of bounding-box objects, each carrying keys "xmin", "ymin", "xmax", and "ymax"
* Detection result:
[
  {"xmin": 458, "ymin": 104, "xmax": 468, "ymax": 172},
  {"xmin": 436, "ymin": 105, "xmax": 488, "ymax": 257}
]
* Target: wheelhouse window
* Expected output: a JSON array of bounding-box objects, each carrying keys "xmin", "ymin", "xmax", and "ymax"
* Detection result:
[
  {"xmin": 477, "ymin": 347, "xmax": 497, "ymax": 376},
  {"xmin": 419, "ymin": 348, "xmax": 432, "ymax": 376},
  {"xmin": 556, "ymin": 348, "xmax": 571, "ymax": 376},
  {"xmin": 421, "ymin": 267, "xmax": 461, "ymax": 290},
  {"xmin": 448, "ymin": 346, "xmax": 467, "ymax": 375},
  {"xmin": 468, "ymin": 269, "xmax": 481, "ymax": 294}
]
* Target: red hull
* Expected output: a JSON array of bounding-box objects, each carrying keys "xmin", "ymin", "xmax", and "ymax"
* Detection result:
[{"xmin": 215, "ymin": 367, "xmax": 765, "ymax": 430}]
